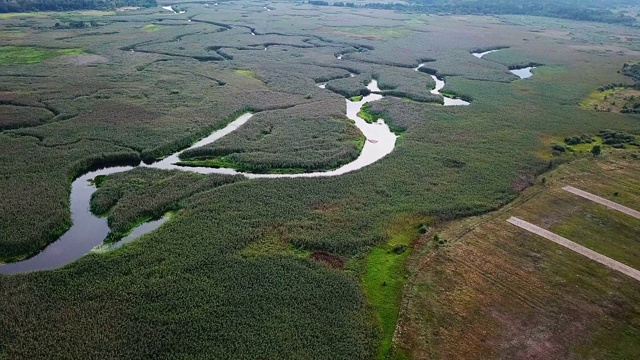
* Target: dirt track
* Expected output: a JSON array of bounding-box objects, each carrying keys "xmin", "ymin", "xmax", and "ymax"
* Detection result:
[
  {"xmin": 507, "ymin": 217, "xmax": 640, "ymax": 282},
  {"xmin": 563, "ymin": 185, "xmax": 640, "ymax": 219}
]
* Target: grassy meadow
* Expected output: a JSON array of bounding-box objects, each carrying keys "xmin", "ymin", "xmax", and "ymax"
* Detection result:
[{"xmin": 0, "ymin": 1, "xmax": 639, "ymax": 359}]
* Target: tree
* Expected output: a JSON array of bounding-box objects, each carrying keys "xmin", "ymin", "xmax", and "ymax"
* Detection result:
[{"xmin": 591, "ymin": 144, "xmax": 601, "ymax": 156}]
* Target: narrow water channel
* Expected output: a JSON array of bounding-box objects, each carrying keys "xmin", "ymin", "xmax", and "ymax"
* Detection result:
[
  {"xmin": 414, "ymin": 63, "xmax": 470, "ymax": 106},
  {"xmin": 472, "ymin": 49, "xmax": 537, "ymax": 79}
]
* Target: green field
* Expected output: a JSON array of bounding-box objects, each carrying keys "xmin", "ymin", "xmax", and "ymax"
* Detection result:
[
  {"xmin": 0, "ymin": 0, "xmax": 639, "ymax": 359},
  {"xmin": 0, "ymin": 46, "xmax": 83, "ymax": 64}
]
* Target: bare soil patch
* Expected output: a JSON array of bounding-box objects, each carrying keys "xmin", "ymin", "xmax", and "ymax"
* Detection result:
[
  {"xmin": 310, "ymin": 251, "xmax": 345, "ymax": 269},
  {"xmin": 62, "ymin": 54, "xmax": 109, "ymax": 66}
]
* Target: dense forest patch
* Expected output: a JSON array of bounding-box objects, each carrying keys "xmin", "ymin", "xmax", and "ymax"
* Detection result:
[
  {"xmin": 364, "ymin": 0, "xmax": 638, "ymax": 25},
  {"xmin": 622, "ymin": 62, "xmax": 640, "ymax": 83},
  {"xmin": 0, "ymin": 0, "xmax": 157, "ymax": 13}
]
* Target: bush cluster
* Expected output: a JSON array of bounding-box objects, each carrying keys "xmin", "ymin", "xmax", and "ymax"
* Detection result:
[
  {"xmin": 564, "ymin": 134, "xmax": 594, "ymax": 145},
  {"xmin": 599, "ymin": 129, "xmax": 640, "ymax": 147}
]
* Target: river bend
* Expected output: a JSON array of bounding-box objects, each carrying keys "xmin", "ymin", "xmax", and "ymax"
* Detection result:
[{"xmin": 1, "ymin": 63, "xmax": 470, "ymax": 273}]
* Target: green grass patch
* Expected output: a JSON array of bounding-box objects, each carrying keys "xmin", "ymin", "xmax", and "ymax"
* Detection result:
[
  {"xmin": 178, "ymin": 157, "xmax": 315, "ymax": 175},
  {"xmin": 566, "ymin": 136, "xmax": 603, "ymax": 152},
  {"xmin": 552, "ymin": 204, "xmax": 640, "ymax": 270},
  {"xmin": 576, "ymin": 324, "xmax": 640, "ymax": 360},
  {"xmin": 363, "ymin": 217, "xmax": 423, "ymax": 360},
  {"xmin": 0, "ymin": 46, "xmax": 51, "ymax": 65},
  {"xmin": 579, "ymin": 86, "xmax": 640, "ymax": 113},
  {"xmin": 357, "ymin": 103, "xmax": 407, "ymax": 135},
  {"xmin": 142, "ymin": 24, "xmax": 162, "ymax": 32},
  {"xmin": 580, "ymin": 88, "xmax": 617, "ymax": 109},
  {"xmin": 234, "ymin": 69, "xmax": 255, "ymax": 78},
  {"xmin": 354, "ymin": 134, "xmax": 365, "ymax": 152},
  {"xmin": 358, "ymin": 103, "xmax": 379, "ymax": 123},
  {"xmin": 0, "ymin": 12, "xmax": 45, "ymax": 19},
  {"xmin": 177, "ymin": 157, "xmax": 245, "ymax": 170},
  {"xmin": 350, "ymin": 95, "xmax": 363, "ymax": 102},
  {"xmin": 0, "ymin": 46, "xmax": 84, "ymax": 65}
]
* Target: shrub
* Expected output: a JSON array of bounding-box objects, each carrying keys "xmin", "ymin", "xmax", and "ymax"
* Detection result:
[
  {"xmin": 552, "ymin": 144, "xmax": 566, "ymax": 153},
  {"xmin": 392, "ymin": 244, "xmax": 407, "ymax": 254}
]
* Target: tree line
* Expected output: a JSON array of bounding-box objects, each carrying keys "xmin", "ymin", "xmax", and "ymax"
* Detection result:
[
  {"xmin": 622, "ymin": 63, "xmax": 640, "ymax": 87},
  {"xmin": 0, "ymin": 0, "xmax": 157, "ymax": 13},
  {"xmin": 308, "ymin": 0, "xmax": 639, "ymax": 25}
]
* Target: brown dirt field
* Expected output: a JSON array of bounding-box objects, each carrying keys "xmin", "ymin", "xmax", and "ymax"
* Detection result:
[
  {"xmin": 62, "ymin": 54, "xmax": 109, "ymax": 66},
  {"xmin": 393, "ymin": 151, "xmax": 640, "ymax": 360},
  {"xmin": 310, "ymin": 251, "xmax": 345, "ymax": 269}
]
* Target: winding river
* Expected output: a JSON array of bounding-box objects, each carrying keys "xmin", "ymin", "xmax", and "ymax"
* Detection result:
[
  {"xmin": 472, "ymin": 49, "xmax": 536, "ymax": 79},
  {"xmin": 1, "ymin": 60, "xmax": 475, "ymax": 274},
  {"xmin": 415, "ymin": 63, "xmax": 470, "ymax": 106},
  {"xmin": 473, "ymin": 49, "xmax": 500, "ymax": 58}
]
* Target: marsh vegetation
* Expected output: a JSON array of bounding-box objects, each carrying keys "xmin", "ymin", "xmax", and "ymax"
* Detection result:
[{"xmin": 0, "ymin": 1, "xmax": 639, "ymax": 359}]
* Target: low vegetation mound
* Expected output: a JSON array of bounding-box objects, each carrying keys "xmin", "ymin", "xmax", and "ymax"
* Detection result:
[
  {"xmin": 179, "ymin": 100, "xmax": 365, "ymax": 173},
  {"xmin": 0, "ymin": 105, "xmax": 53, "ymax": 130},
  {"xmin": 581, "ymin": 85, "xmax": 640, "ymax": 114},
  {"xmin": 325, "ymin": 74, "xmax": 372, "ymax": 98}
]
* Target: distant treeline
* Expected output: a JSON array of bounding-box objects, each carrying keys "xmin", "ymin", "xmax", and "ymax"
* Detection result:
[
  {"xmin": 0, "ymin": 0, "xmax": 157, "ymax": 13},
  {"xmin": 309, "ymin": 1, "xmax": 355, "ymax": 6},
  {"xmin": 622, "ymin": 63, "xmax": 640, "ymax": 86},
  {"xmin": 307, "ymin": 0, "xmax": 638, "ymax": 25}
]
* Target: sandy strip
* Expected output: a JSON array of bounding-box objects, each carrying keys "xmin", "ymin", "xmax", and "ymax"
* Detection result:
[
  {"xmin": 507, "ymin": 217, "xmax": 640, "ymax": 282},
  {"xmin": 563, "ymin": 185, "xmax": 640, "ymax": 219}
]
